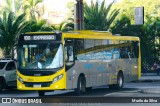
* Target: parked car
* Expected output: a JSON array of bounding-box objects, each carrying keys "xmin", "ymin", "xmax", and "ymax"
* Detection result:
[{"xmin": 0, "ymin": 58, "xmax": 17, "ymax": 90}]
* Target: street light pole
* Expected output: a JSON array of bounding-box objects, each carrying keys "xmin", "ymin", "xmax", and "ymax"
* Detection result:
[{"xmin": 74, "ymin": 0, "xmax": 84, "ymax": 30}]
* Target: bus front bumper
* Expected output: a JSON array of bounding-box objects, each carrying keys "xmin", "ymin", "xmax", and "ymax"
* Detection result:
[{"xmin": 17, "ymin": 80, "xmax": 66, "ymax": 90}]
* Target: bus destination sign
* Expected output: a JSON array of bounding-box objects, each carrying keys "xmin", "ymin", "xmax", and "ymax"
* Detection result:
[{"xmin": 24, "ymin": 35, "xmax": 56, "ymax": 41}]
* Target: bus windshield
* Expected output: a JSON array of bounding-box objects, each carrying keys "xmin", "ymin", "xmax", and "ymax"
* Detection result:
[{"xmin": 19, "ymin": 43, "xmax": 63, "ymax": 70}]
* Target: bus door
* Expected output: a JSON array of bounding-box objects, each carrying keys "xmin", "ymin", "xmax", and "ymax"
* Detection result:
[
  {"xmin": 65, "ymin": 39, "xmax": 75, "ymax": 89},
  {"xmin": 130, "ymin": 41, "xmax": 139, "ymax": 81},
  {"xmin": 65, "ymin": 39, "xmax": 75, "ymax": 68}
]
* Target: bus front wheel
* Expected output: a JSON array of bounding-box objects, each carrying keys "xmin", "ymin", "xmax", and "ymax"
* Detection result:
[
  {"xmin": 38, "ymin": 91, "xmax": 45, "ymax": 96},
  {"xmin": 75, "ymin": 75, "xmax": 86, "ymax": 95}
]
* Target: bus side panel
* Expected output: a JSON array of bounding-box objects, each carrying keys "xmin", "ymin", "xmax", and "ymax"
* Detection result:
[
  {"xmin": 115, "ymin": 59, "xmax": 138, "ymax": 83},
  {"xmin": 87, "ymin": 60, "xmax": 106, "ymax": 87},
  {"xmin": 66, "ymin": 59, "xmax": 139, "ymax": 90},
  {"xmin": 66, "ymin": 61, "xmax": 90, "ymax": 89},
  {"xmin": 127, "ymin": 58, "xmax": 139, "ymax": 82},
  {"xmin": 66, "ymin": 60, "xmax": 112, "ymax": 89},
  {"xmin": 101, "ymin": 60, "xmax": 117, "ymax": 85}
]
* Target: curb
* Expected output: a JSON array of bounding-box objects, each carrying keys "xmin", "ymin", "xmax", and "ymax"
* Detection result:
[
  {"xmin": 141, "ymin": 89, "xmax": 160, "ymax": 94},
  {"xmin": 133, "ymin": 75, "xmax": 160, "ymax": 82},
  {"xmin": 132, "ymin": 79, "xmax": 160, "ymax": 83}
]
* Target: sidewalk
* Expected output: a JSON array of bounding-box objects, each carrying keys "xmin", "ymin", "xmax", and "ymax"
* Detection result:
[
  {"xmin": 137, "ymin": 73, "xmax": 160, "ymax": 94},
  {"xmin": 139, "ymin": 73, "xmax": 160, "ymax": 82}
]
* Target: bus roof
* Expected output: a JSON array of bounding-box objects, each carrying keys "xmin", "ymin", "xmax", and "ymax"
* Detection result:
[
  {"xmin": 63, "ymin": 30, "xmax": 140, "ymax": 41},
  {"xmin": 25, "ymin": 31, "xmax": 61, "ymax": 34},
  {"xmin": 24, "ymin": 30, "xmax": 140, "ymax": 41}
]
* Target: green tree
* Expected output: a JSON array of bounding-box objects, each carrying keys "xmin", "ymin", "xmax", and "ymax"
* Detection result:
[
  {"xmin": 23, "ymin": 0, "xmax": 44, "ymax": 20},
  {"xmin": 23, "ymin": 0, "xmax": 50, "ymax": 32},
  {"xmin": 25, "ymin": 19, "xmax": 53, "ymax": 32},
  {"xmin": 0, "ymin": 0, "xmax": 23, "ymax": 15},
  {"xmin": 143, "ymin": 16, "xmax": 160, "ymax": 59},
  {"xmin": 63, "ymin": 1, "xmax": 74, "ymax": 31},
  {"xmin": 111, "ymin": 0, "xmax": 160, "ymax": 67},
  {"xmin": 111, "ymin": 15, "xmax": 160, "ymax": 67},
  {"xmin": 84, "ymin": 0, "xmax": 119, "ymax": 30},
  {"xmin": 111, "ymin": 15, "xmax": 143, "ymax": 36},
  {"xmin": 112, "ymin": 0, "xmax": 160, "ymax": 22},
  {"xmin": 51, "ymin": 20, "xmax": 74, "ymax": 32},
  {"xmin": 0, "ymin": 11, "xmax": 28, "ymax": 56}
]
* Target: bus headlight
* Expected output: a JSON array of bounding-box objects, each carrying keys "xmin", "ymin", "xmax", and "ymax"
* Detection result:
[
  {"xmin": 17, "ymin": 76, "xmax": 24, "ymax": 84},
  {"xmin": 52, "ymin": 74, "xmax": 63, "ymax": 84}
]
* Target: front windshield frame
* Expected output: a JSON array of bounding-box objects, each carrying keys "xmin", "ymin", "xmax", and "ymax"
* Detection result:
[{"xmin": 18, "ymin": 42, "xmax": 64, "ymax": 70}]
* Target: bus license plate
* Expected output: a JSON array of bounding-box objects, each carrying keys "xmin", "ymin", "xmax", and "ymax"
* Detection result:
[{"xmin": 33, "ymin": 84, "xmax": 41, "ymax": 87}]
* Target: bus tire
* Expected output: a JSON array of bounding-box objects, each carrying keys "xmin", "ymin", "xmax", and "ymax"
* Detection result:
[
  {"xmin": 0, "ymin": 82, "xmax": 3, "ymax": 91},
  {"xmin": 109, "ymin": 72, "xmax": 124, "ymax": 90},
  {"xmin": 109, "ymin": 85, "xmax": 115, "ymax": 90},
  {"xmin": 38, "ymin": 91, "xmax": 45, "ymax": 96},
  {"xmin": 75, "ymin": 75, "xmax": 86, "ymax": 95},
  {"xmin": 86, "ymin": 87, "xmax": 92, "ymax": 91},
  {"xmin": 116, "ymin": 72, "xmax": 124, "ymax": 89}
]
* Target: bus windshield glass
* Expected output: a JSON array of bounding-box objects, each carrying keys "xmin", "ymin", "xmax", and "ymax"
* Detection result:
[{"xmin": 19, "ymin": 43, "xmax": 63, "ymax": 70}]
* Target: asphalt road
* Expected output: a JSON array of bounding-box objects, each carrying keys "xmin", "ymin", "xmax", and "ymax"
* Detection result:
[
  {"xmin": 1, "ymin": 82, "xmax": 160, "ymax": 97},
  {"xmin": 1, "ymin": 81, "xmax": 160, "ymax": 106}
]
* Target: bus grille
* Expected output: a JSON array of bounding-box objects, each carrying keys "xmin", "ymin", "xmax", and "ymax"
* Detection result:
[{"xmin": 24, "ymin": 82, "xmax": 52, "ymax": 87}]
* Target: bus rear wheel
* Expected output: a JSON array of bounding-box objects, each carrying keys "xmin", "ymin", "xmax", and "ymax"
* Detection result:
[
  {"xmin": 38, "ymin": 91, "xmax": 45, "ymax": 96},
  {"xmin": 116, "ymin": 73, "xmax": 124, "ymax": 89},
  {"xmin": 86, "ymin": 87, "xmax": 92, "ymax": 91},
  {"xmin": 109, "ymin": 72, "xmax": 124, "ymax": 90},
  {"xmin": 75, "ymin": 76, "xmax": 86, "ymax": 95}
]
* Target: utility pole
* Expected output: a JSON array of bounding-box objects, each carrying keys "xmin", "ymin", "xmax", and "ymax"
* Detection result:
[{"xmin": 74, "ymin": 0, "xmax": 84, "ymax": 30}]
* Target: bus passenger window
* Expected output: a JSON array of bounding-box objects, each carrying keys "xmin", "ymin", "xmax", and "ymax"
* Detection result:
[
  {"xmin": 120, "ymin": 48, "xmax": 126, "ymax": 58},
  {"xmin": 120, "ymin": 47, "xmax": 130, "ymax": 58},
  {"xmin": 132, "ymin": 41, "xmax": 139, "ymax": 58}
]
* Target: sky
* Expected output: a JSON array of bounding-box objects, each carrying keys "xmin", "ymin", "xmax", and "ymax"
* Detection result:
[
  {"xmin": 0, "ymin": 0, "xmax": 122, "ymax": 12},
  {"xmin": 86, "ymin": 0, "xmax": 122, "ymax": 4},
  {"xmin": 42, "ymin": 0, "xmax": 122, "ymax": 24},
  {"xmin": 43, "ymin": 0, "xmax": 122, "ymax": 14}
]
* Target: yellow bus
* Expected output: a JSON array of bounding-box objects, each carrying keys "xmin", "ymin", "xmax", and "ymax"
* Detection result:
[{"xmin": 17, "ymin": 30, "xmax": 141, "ymax": 96}]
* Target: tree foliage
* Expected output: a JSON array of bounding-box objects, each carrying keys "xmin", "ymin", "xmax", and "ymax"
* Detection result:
[
  {"xmin": 0, "ymin": 11, "xmax": 28, "ymax": 56},
  {"xmin": 112, "ymin": 0, "xmax": 160, "ymax": 22},
  {"xmin": 84, "ymin": 0, "xmax": 119, "ymax": 30},
  {"xmin": 0, "ymin": 0, "xmax": 53, "ymax": 57},
  {"xmin": 111, "ymin": 14, "xmax": 160, "ymax": 66},
  {"xmin": 0, "ymin": 0, "xmax": 23, "ymax": 15},
  {"xmin": 111, "ymin": 0, "xmax": 160, "ymax": 66},
  {"xmin": 51, "ymin": 19, "xmax": 74, "ymax": 32},
  {"xmin": 23, "ymin": 0, "xmax": 44, "ymax": 20},
  {"xmin": 25, "ymin": 19, "xmax": 52, "ymax": 32}
]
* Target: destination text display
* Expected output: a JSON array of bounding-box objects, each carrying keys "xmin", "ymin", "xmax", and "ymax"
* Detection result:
[{"xmin": 24, "ymin": 35, "xmax": 56, "ymax": 41}]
